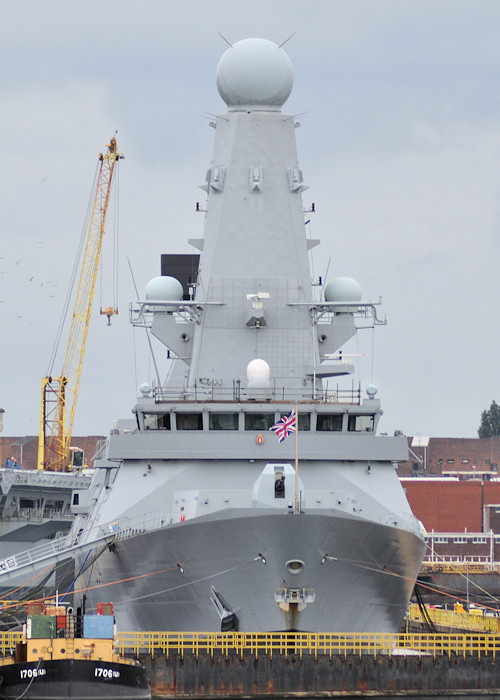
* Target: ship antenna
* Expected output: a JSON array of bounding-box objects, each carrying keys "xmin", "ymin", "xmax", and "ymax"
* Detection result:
[
  {"xmin": 279, "ymin": 32, "xmax": 297, "ymax": 48},
  {"xmin": 217, "ymin": 31, "xmax": 233, "ymax": 48},
  {"xmin": 127, "ymin": 257, "xmax": 162, "ymax": 390}
]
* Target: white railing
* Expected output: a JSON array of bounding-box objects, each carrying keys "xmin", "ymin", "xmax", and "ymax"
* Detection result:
[
  {"xmin": 153, "ymin": 384, "xmax": 362, "ymax": 405},
  {"xmin": 0, "ymin": 508, "xmax": 172, "ymax": 580},
  {"xmin": 0, "ymin": 469, "xmax": 91, "ymax": 489}
]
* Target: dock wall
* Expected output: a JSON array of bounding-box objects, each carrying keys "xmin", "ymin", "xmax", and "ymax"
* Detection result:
[{"xmin": 142, "ymin": 651, "xmax": 500, "ymax": 697}]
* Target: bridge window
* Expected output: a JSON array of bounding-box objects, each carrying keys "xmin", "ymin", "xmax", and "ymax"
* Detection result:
[
  {"xmin": 245, "ymin": 413, "xmax": 275, "ymax": 431},
  {"xmin": 281, "ymin": 413, "xmax": 310, "ymax": 431},
  {"xmin": 316, "ymin": 414, "xmax": 343, "ymax": 431},
  {"xmin": 347, "ymin": 415, "xmax": 374, "ymax": 432},
  {"xmin": 209, "ymin": 413, "xmax": 239, "ymax": 430},
  {"xmin": 20, "ymin": 499, "xmax": 38, "ymax": 509},
  {"xmin": 176, "ymin": 413, "xmax": 203, "ymax": 430},
  {"xmin": 144, "ymin": 413, "xmax": 171, "ymax": 430}
]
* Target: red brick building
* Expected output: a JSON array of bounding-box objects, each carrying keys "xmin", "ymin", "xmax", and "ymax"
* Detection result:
[
  {"xmin": 397, "ymin": 437, "xmax": 500, "ymax": 478},
  {"xmin": 400, "ymin": 438, "xmax": 500, "ymax": 564}
]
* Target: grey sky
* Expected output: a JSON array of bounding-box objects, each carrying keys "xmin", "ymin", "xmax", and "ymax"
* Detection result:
[{"xmin": 1, "ymin": 0, "xmax": 499, "ymax": 439}]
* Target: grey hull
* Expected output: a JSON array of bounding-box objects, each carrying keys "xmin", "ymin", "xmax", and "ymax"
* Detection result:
[{"xmin": 81, "ymin": 511, "xmax": 425, "ymax": 632}]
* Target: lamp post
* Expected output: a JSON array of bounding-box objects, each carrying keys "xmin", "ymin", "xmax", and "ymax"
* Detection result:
[{"xmin": 0, "ymin": 409, "xmax": 4, "ymax": 469}]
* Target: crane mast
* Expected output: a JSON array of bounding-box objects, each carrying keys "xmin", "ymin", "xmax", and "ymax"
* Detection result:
[{"xmin": 37, "ymin": 137, "xmax": 122, "ymax": 471}]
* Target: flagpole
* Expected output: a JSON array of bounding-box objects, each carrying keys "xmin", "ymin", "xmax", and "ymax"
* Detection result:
[{"xmin": 294, "ymin": 403, "xmax": 299, "ymax": 514}]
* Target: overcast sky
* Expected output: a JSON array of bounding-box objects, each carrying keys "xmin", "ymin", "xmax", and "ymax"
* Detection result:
[{"xmin": 1, "ymin": 0, "xmax": 499, "ymax": 440}]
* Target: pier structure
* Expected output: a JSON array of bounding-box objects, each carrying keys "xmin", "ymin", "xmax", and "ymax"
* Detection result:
[{"xmin": 0, "ymin": 629, "xmax": 500, "ymax": 696}]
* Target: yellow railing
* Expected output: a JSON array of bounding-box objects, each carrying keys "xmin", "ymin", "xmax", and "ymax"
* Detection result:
[
  {"xmin": 422, "ymin": 561, "xmax": 500, "ymax": 574},
  {"xmin": 114, "ymin": 631, "xmax": 500, "ymax": 660},
  {"xmin": 0, "ymin": 632, "xmax": 23, "ymax": 655},
  {"xmin": 408, "ymin": 604, "xmax": 500, "ymax": 634},
  {"xmin": 2, "ymin": 630, "xmax": 500, "ymax": 661}
]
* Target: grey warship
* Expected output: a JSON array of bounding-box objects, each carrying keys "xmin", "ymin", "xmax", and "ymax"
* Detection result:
[{"xmin": 73, "ymin": 38, "xmax": 426, "ymax": 632}]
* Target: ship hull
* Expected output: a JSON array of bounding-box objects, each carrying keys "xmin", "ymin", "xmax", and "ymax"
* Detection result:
[
  {"xmin": 0, "ymin": 658, "xmax": 150, "ymax": 699},
  {"xmin": 81, "ymin": 511, "xmax": 425, "ymax": 633}
]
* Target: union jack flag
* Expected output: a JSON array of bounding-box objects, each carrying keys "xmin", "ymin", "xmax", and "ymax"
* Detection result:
[{"xmin": 269, "ymin": 408, "xmax": 296, "ymax": 443}]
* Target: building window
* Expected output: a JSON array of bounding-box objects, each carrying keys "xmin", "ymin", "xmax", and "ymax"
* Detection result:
[
  {"xmin": 281, "ymin": 413, "xmax": 310, "ymax": 431},
  {"xmin": 447, "ymin": 459, "xmax": 455, "ymax": 464},
  {"xmin": 144, "ymin": 413, "xmax": 171, "ymax": 430},
  {"xmin": 176, "ymin": 413, "xmax": 203, "ymax": 430},
  {"xmin": 209, "ymin": 413, "xmax": 239, "ymax": 430},
  {"xmin": 245, "ymin": 413, "xmax": 275, "ymax": 431},
  {"xmin": 473, "ymin": 537, "xmax": 487, "ymax": 544},
  {"xmin": 347, "ymin": 415, "xmax": 374, "ymax": 432},
  {"xmin": 434, "ymin": 537, "xmax": 448, "ymax": 543},
  {"xmin": 453, "ymin": 537, "xmax": 467, "ymax": 544},
  {"xmin": 461, "ymin": 459, "xmax": 469, "ymax": 464},
  {"xmin": 316, "ymin": 414, "xmax": 343, "ymax": 431}
]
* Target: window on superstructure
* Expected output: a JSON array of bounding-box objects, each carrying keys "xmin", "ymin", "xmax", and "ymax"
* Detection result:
[
  {"xmin": 281, "ymin": 413, "xmax": 310, "ymax": 431},
  {"xmin": 176, "ymin": 413, "xmax": 203, "ymax": 430},
  {"xmin": 245, "ymin": 413, "xmax": 275, "ymax": 431},
  {"xmin": 316, "ymin": 414, "xmax": 343, "ymax": 431},
  {"xmin": 144, "ymin": 413, "xmax": 171, "ymax": 430},
  {"xmin": 209, "ymin": 413, "xmax": 239, "ymax": 430},
  {"xmin": 347, "ymin": 415, "xmax": 374, "ymax": 432}
]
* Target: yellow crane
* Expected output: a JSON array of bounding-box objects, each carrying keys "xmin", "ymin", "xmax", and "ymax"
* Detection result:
[{"xmin": 37, "ymin": 136, "xmax": 122, "ymax": 471}]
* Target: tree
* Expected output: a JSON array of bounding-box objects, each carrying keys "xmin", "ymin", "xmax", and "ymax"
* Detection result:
[{"xmin": 478, "ymin": 400, "xmax": 500, "ymax": 438}]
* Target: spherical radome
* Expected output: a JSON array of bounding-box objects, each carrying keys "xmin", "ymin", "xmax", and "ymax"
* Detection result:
[
  {"xmin": 140, "ymin": 382, "xmax": 152, "ymax": 397},
  {"xmin": 248, "ymin": 376, "xmax": 272, "ymax": 390},
  {"xmin": 366, "ymin": 384, "xmax": 378, "ymax": 398},
  {"xmin": 247, "ymin": 358, "xmax": 271, "ymax": 381},
  {"xmin": 324, "ymin": 277, "xmax": 363, "ymax": 303},
  {"xmin": 145, "ymin": 276, "xmax": 183, "ymax": 302},
  {"xmin": 216, "ymin": 38, "xmax": 293, "ymax": 110}
]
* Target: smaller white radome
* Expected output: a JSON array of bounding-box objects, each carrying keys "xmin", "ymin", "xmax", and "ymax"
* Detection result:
[{"xmin": 246, "ymin": 358, "xmax": 271, "ymax": 381}]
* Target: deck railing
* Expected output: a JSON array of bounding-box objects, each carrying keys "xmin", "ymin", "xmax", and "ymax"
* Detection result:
[
  {"xmin": 152, "ymin": 384, "xmax": 362, "ymax": 405},
  {"xmin": 112, "ymin": 631, "xmax": 500, "ymax": 660},
  {"xmin": 0, "ymin": 631, "xmax": 500, "ymax": 660},
  {"xmin": 1, "ymin": 629, "xmax": 500, "ymax": 659}
]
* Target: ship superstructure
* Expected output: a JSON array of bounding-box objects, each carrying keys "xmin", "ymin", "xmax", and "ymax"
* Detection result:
[
  {"xmin": 0, "ymin": 468, "xmax": 91, "ymax": 601},
  {"xmin": 71, "ymin": 38, "xmax": 426, "ymax": 632}
]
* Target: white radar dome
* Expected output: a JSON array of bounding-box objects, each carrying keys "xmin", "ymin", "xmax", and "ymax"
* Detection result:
[
  {"xmin": 324, "ymin": 277, "xmax": 362, "ymax": 303},
  {"xmin": 248, "ymin": 376, "xmax": 272, "ymax": 390},
  {"xmin": 145, "ymin": 276, "xmax": 183, "ymax": 302},
  {"xmin": 246, "ymin": 358, "xmax": 271, "ymax": 381},
  {"xmin": 216, "ymin": 38, "xmax": 293, "ymax": 111},
  {"xmin": 140, "ymin": 382, "xmax": 152, "ymax": 397}
]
